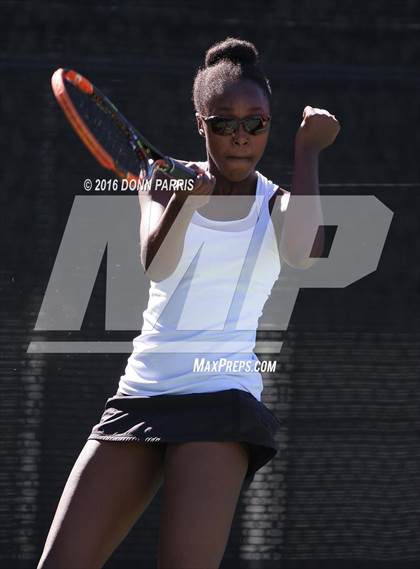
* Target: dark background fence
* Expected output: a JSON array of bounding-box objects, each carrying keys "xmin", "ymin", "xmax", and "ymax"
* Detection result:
[{"xmin": 1, "ymin": 1, "xmax": 419, "ymax": 567}]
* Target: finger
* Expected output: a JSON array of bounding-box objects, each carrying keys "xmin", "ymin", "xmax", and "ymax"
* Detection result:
[
  {"xmin": 193, "ymin": 170, "xmax": 212, "ymax": 190},
  {"xmin": 193, "ymin": 173, "xmax": 205, "ymax": 189},
  {"xmin": 301, "ymin": 106, "xmax": 311, "ymax": 127},
  {"xmin": 311, "ymin": 108, "xmax": 331, "ymax": 116},
  {"xmin": 185, "ymin": 162, "xmax": 207, "ymax": 175}
]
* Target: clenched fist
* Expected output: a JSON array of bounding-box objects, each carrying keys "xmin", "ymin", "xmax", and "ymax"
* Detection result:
[
  {"xmin": 173, "ymin": 162, "xmax": 216, "ymax": 210},
  {"xmin": 295, "ymin": 105, "xmax": 341, "ymax": 152}
]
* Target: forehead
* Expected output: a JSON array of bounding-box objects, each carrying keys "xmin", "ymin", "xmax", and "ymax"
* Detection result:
[{"xmin": 207, "ymin": 79, "xmax": 269, "ymax": 116}]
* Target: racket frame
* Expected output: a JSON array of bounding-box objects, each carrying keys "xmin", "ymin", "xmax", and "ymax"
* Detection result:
[{"xmin": 51, "ymin": 68, "xmax": 196, "ymax": 182}]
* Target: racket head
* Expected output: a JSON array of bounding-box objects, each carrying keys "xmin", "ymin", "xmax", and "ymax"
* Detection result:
[{"xmin": 51, "ymin": 68, "xmax": 192, "ymax": 182}]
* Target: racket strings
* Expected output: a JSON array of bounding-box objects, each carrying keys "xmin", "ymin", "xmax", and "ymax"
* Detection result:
[{"xmin": 66, "ymin": 81, "xmax": 149, "ymax": 179}]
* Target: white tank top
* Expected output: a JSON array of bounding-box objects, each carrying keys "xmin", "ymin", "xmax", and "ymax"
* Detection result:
[{"xmin": 118, "ymin": 166, "xmax": 289, "ymax": 401}]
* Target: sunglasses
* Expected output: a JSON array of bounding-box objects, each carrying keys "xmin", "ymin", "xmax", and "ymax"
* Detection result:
[{"xmin": 200, "ymin": 114, "xmax": 271, "ymax": 136}]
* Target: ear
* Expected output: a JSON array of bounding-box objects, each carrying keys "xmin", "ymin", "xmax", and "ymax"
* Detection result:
[{"xmin": 195, "ymin": 112, "xmax": 205, "ymax": 137}]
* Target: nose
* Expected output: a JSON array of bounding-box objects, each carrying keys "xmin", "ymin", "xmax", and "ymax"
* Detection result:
[{"xmin": 232, "ymin": 122, "xmax": 249, "ymax": 145}]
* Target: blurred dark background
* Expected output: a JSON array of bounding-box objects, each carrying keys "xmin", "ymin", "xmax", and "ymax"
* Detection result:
[{"xmin": 0, "ymin": 1, "xmax": 419, "ymax": 568}]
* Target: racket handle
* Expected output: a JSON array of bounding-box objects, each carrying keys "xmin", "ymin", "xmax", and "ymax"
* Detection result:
[{"xmin": 165, "ymin": 157, "xmax": 198, "ymax": 180}]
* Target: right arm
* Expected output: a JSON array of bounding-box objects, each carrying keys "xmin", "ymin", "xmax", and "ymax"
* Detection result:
[{"xmin": 139, "ymin": 164, "xmax": 215, "ymax": 282}]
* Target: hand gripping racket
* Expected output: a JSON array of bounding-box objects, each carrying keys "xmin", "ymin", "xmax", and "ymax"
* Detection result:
[{"xmin": 51, "ymin": 68, "xmax": 197, "ymax": 183}]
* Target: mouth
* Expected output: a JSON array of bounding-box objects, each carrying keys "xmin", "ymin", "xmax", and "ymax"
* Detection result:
[{"xmin": 225, "ymin": 156, "xmax": 253, "ymax": 162}]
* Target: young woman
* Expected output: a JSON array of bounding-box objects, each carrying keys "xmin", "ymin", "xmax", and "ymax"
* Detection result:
[{"xmin": 37, "ymin": 38, "xmax": 340, "ymax": 569}]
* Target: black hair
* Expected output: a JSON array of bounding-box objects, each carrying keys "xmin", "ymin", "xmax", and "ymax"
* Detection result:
[{"xmin": 193, "ymin": 37, "xmax": 272, "ymax": 115}]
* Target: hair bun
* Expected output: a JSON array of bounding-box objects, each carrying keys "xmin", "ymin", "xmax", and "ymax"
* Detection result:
[{"xmin": 205, "ymin": 37, "xmax": 259, "ymax": 68}]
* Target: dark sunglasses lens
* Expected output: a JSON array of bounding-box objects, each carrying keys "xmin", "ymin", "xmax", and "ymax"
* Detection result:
[
  {"xmin": 207, "ymin": 116, "xmax": 269, "ymax": 135},
  {"xmin": 244, "ymin": 117, "xmax": 267, "ymax": 134},
  {"xmin": 211, "ymin": 118, "xmax": 236, "ymax": 135}
]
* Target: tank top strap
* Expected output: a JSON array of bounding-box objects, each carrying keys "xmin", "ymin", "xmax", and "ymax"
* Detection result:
[{"xmin": 255, "ymin": 170, "xmax": 278, "ymax": 201}]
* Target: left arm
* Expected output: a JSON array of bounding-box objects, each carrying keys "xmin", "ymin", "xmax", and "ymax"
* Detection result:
[{"xmin": 270, "ymin": 105, "xmax": 341, "ymax": 269}]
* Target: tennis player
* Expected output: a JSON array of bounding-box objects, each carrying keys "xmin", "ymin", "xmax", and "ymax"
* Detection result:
[{"xmin": 37, "ymin": 37, "xmax": 340, "ymax": 568}]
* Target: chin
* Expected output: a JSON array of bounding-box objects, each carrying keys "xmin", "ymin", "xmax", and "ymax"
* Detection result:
[
  {"xmin": 221, "ymin": 163, "xmax": 255, "ymax": 183},
  {"xmin": 226, "ymin": 172, "xmax": 251, "ymax": 183}
]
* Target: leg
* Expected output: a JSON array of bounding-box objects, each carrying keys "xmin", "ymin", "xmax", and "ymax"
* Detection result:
[
  {"xmin": 157, "ymin": 441, "xmax": 250, "ymax": 569},
  {"xmin": 37, "ymin": 439, "xmax": 166, "ymax": 569}
]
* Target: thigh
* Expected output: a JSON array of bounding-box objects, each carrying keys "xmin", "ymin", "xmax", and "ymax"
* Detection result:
[
  {"xmin": 157, "ymin": 441, "xmax": 250, "ymax": 569},
  {"xmin": 37, "ymin": 439, "xmax": 166, "ymax": 569}
]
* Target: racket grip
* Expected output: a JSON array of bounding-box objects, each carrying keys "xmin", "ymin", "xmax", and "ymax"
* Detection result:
[{"xmin": 165, "ymin": 157, "xmax": 198, "ymax": 180}]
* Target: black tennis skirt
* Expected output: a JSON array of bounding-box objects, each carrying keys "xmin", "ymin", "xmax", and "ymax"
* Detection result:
[{"xmin": 87, "ymin": 388, "xmax": 284, "ymax": 491}]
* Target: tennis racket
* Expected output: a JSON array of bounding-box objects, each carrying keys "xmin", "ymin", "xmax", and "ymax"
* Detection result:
[{"xmin": 51, "ymin": 68, "xmax": 197, "ymax": 183}]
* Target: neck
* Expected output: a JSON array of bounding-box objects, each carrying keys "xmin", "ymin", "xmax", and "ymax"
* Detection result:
[{"xmin": 206, "ymin": 158, "xmax": 257, "ymax": 196}]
